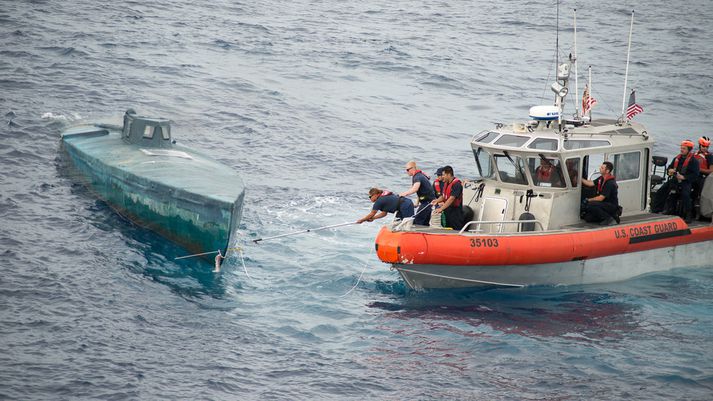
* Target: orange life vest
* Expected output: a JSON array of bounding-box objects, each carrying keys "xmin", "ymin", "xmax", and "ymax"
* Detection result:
[
  {"xmin": 597, "ymin": 174, "xmax": 617, "ymax": 194},
  {"xmin": 412, "ymin": 169, "xmax": 430, "ymax": 180},
  {"xmin": 434, "ymin": 180, "xmax": 442, "ymax": 195},
  {"xmin": 537, "ymin": 166, "xmax": 553, "ymax": 182},
  {"xmin": 673, "ymin": 152, "xmax": 695, "ymax": 174},
  {"xmin": 695, "ymin": 151, "xmax": 709, "ymax": 170},
  {"xmin": 443, "ymin": 178, "xmax": 462, "ymax": 207}
]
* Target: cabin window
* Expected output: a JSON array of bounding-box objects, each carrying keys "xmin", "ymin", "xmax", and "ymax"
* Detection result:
[
  {"xmin": 584, "ymin": 153, "xmax": 606, "ymax": 180},
  {"xmin": 474, "ymin": 131, "xmax": 499, "ymax": 143},
  {"xmin": 143, "ymin": 125, "xmax": 154, "ymax": 139},
  {"xmin": 528, "ymin": 157, "xmax": 565, "ymax": 187},
  {"xmin": 612, "ymin": 151, "xmax": 641, "ymax": 181},
  {"xmin": 473, "ymin": 147, "xmax": 495, "ymax": 179},
  {"xmin": 563, "ymin": 139, "xmax": 611, "ymax": 150},
  {"xmin": 495, "ymin": 154, "xmax": 527, "ymax": 185},
  {"xmin": 123, "ymin": 118, "xmax": 131, "ymax": 138},
  {"xmin": 565, "ymin": 157, "xmax": 580, "ymax": 187},
  {"xmin": 495, "ymin": 134, "xmax": 529, "ymax": 148},
  {"xmin": 156, "ymin": 126, "xmax": 170, "ymax": 140},
  {"xmin": 528, "ymin": 138, "xmax": 558, "ymax": 151}
]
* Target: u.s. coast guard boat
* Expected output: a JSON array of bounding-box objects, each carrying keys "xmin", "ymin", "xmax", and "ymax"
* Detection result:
[
  {"xmin": 61, "ymin": 109, "xmax": 245, "ymax": 259},
  {"xmin": 374, "ymin": 24, "xmax": 713, "ymax": 289}
]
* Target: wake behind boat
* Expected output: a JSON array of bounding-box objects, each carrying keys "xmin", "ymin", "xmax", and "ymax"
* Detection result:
[
  {"xmin": 374, "ymin": 11, "xmax": 713, "ymax": 290},
  {"xmin": 61, "ymin": 109, "xmax": 245, "ymax": 259}
]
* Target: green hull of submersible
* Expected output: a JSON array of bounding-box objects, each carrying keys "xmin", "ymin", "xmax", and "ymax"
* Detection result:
[{"xmin": 61, "ymin": 110, "xmax": 245, "ymax": 259}]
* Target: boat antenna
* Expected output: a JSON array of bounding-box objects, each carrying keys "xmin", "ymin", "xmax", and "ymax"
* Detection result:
[
  {"xmin": 555, "ymin": 0, "xmax": 561, "ymax": 132},
  {"xmin": 573, "ymin": 8, "xmax": 579, "ymax": 119},
  {"xmin": 555, "ymin": 0, "xmax": 559, "ymax": 74},
  {"xmin": 621, "ymin": 10, "xmax": 635, "ymax": 119}
]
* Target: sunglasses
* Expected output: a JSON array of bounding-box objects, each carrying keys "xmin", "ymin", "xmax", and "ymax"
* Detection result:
[{"xmin": 405, "ymin": 167, "xmax": 414, "ymax": 172}]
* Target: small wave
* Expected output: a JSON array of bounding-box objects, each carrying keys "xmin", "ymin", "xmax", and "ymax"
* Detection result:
[
  {"xmin": 40, "ymin": 112, "xmax": 81, "ymax": 121},
  {"xmin": 420, "ymin": 74, "xmax": 465, "ymax": 91},
  {"xmin": 214, "ymin": 39, "xmax": 233, "ymax": 49},
  {"xmin": 235, "ymin": 21, "xmax": 271, "ymax": 33},
  {"xmin": 0, "ymin": 50, "xmax": 35, "ymax": 58},
  {"xmin": 58, "ymin": 47, "xmax": 88, "ymax": 57},
  {"xmin": 381, "ymin": 45, "xmax": 409, "ymax": 57}
]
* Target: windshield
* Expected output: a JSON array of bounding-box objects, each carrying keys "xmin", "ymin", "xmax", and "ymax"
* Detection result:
[
  {"xmin": 494, "ymin": 153, "xmax": 528, "ymax": 185},
  {"xmin": 473, "ymin": 147, "xmax": 494, "ymax": 179},
  {"xmin": 528, "ymin": 156, "xmax": 566, "ymax": 188}
]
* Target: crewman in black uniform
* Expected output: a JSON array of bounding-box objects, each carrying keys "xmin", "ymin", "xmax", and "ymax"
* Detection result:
[{"xmin": 581, "ymin": 161, "xmax": 620, "ymax": 225}]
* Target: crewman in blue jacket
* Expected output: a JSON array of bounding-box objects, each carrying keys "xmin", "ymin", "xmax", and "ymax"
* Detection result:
[
  {"xmin": 357, "ymin": 188, "xmax": 415, "ymax": 224},
  {"xmin": 399, "ymin": 161, "xmax": 436, "ymax": 226}
]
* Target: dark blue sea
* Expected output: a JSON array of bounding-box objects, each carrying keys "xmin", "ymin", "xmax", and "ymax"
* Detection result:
[{"xmin": 2, "ymin": 0, "xmax": 713, "ymax": 399}]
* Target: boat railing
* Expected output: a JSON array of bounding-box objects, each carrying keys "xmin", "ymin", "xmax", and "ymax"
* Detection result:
[{"xmin": 459, "ymin": 220, "xmax": 544, "ymax": 234}]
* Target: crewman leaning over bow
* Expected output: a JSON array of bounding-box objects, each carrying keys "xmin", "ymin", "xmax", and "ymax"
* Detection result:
[
  {"xmin": 651, "ymin": 139, "xmax": 700, "ymax": 222},
  {"xmin": 356, "ymin": 188, "xmax": 415, "ymax": 224}
]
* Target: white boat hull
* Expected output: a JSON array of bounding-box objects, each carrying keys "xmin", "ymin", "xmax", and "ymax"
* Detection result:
[{"xmin": 395, "ymin": 241, "xmax": 711, "ymax": 289}]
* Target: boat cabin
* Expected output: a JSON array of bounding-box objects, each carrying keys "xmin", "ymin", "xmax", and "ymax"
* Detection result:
[
  {"xmin": 462, "ymin": 117, "xmax": 653, "ymax": 233},
  {"xmin": 122, "ymin": 109, "xmax": 173, "ymax": 149}
]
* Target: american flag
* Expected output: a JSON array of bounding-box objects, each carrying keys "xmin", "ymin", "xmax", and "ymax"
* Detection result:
[
  {"xmin": 626, "ymin": 89, "xmax": 643, "ymax": 120},
  {"xmin": 582, "ymin": 85, "xmax": 598, "ymax": 114}
]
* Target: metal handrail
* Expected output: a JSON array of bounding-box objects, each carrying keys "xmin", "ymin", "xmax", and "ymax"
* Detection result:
[{"xmin": 458, "ymin": 219, "xmax": 544, "ymax": 234}]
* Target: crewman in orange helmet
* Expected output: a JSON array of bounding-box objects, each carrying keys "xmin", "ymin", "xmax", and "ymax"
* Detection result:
[
  {"xmin": 694, "ymin": 136, "xmax": 713, "ymax": 176},
  {"xmin": 651, "ymin": 139, "xmax": 700, "ymax": 222},
  {"xmin": 692, "ymin": 136, "xmax": 713, "ymax": 210}
]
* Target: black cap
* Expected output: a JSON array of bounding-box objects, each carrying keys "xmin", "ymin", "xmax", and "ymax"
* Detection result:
[{"xmin": 435, "ymin": 167, "xmax": 444, "ymax": 176}]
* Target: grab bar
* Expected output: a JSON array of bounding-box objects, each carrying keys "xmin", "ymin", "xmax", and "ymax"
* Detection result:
[{"xmin": 459, "ymin": 220, "xmax": 544, "ymax": 234}]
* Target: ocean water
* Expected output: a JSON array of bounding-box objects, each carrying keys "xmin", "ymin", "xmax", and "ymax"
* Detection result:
[{"xmin": 2, "ymin": 0, "xmax": 713, "ymax": 399}]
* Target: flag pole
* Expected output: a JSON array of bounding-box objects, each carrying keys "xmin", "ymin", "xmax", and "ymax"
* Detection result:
[
  {"xmin": 587, "ymin": 65, "xmax": 592, "ymax": 120},
  {"xmin": 573, "ymin": 8, "xmax": 580, "ymax": 119},
  {"xmin": 621, "ymin": 10, "xmax": 635, "ymax": 118}
]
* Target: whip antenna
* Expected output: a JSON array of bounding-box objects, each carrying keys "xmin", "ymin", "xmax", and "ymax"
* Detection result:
[{"xmin": 621, "ymin": 10, "xmax": 635, "ymax": 118}]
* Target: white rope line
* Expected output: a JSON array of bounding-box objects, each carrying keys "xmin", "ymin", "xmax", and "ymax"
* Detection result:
[
  {"xmin": 238, "ymin": 247, "xmax": 254, "ymax": 282},
  {"xmin": 210, "ymin": 246, "xmax": 255, "ymax": 283},
  {"xmin": 175, "ymin": 249, "xmax": 221, "ymax": 260},
  {"xmin": 339, "ymin": 244, "xmax": 374, "ymax": 297},
  {"xmin": 393, "ymin": 202, "xmax": 432, "ymax": 226},
  {"xmin": 396, "ymin": 266, "xmax": 525, "ymax": 288}
]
